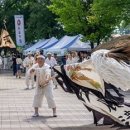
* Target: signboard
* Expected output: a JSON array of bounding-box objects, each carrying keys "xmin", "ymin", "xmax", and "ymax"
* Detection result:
[
  {"xmin": 14, "ymin": 15, "xmax": 25, "ymax": 46},
  {"xmin": 0, "ymin": 29, "xmax": 16, "ymax": 48}
]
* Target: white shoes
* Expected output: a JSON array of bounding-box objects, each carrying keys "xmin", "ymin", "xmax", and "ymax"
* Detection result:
[
  {"xmin": 31, "ymin": 86, "xmax": 35, "ymax": 89},
  {"xmin": 25, "ymin": 87, "xmax": 29, "ymax": 90},
  {"xmin": 25, "ymin": 86, "xmax": 35, "ymax": 90},
  {"xmin": 32, "ymin": 113, "xmax": 39, "ymax": 117},
  {"xmin": 32, "ymin": 113, "xmax": 57, "ymax": 117}
]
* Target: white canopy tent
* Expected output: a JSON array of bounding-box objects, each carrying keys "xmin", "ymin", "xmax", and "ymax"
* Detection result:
[
  {"xmin": 45, "ymin": 35, "xmax": 91, "ymax": 56},
  {"xmin": 23, "ymin": 35, "xmax": 91, "ymax": 56},
  {"xmin": 44, "ymin": 35, "xmax": 79, "ymax": 56},
  {"xmin": 24, "ymin": 37, "xmax": 59, "ymax": 54},
  {"xmin": 24, "ymin": 38, "xmax": 46, "ymax": 54},
  {"xmin": 62, "ymin": 36, "xmax": 91, "ymax": 51},
  {"xmin": 37, "ymin": 37, "xmax": 58, "ymax": 50}
]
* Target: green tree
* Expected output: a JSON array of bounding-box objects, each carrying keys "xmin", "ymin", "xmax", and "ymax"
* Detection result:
[
  {"xmin": 49, "ymin": 0, "xmax": 90, "ymax": 35},
  {"xmin": 91, "ymin": 0, "xmax": 130, "ymax": 26},
  {"xmin": 49, "ymin": 0, "xmax": 110, "ymax": 48},
  {"xmin": 26, "ymin": 0, "xmax": 65, "ymax": 42},
  {"xmin": 0, "ymin": 0, "xmax": 65, "ymax": 44},
  {"xmin": 0, "ymin": 0, "xmax": 34, "ymax": 43},
  {"xmin": 49, "ymin": 0, "xmax": 130, "ymax": 48},
  {"xmin": 91, "ymin": 0, "xmax": 130, "ymax": 32}
]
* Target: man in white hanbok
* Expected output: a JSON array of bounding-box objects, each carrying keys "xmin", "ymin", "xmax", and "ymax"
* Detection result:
[
  {"xmin": 29, "ymin": 55, "xmax": 57, "ymax": 117},
  {"xmin": 23, "ymin": 52, "xmax": 35, "ymax": 89},
  {"xmin": 45, "ymin": 52, "xmax": 58, "ymax": 89}
]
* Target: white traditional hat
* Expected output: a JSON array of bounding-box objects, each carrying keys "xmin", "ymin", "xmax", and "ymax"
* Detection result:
[
  {"xmin": 37, "ymin": 55, "xmax": 45, "ymax": 60},
  {"xmin": 47, "ymin": 52, "xmax": 52, "ymax": 55},
  {"xmin": 27, "ymin": 52, "xmax": 32, "ymax": 55},
  {"xmin": 36, "ymin": 50, "xmax": 40, "ymax": 54}
]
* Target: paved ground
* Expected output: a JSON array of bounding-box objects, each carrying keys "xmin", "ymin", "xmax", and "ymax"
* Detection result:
[{"xmin": 0, "ymin": 71, "xmax": 130, "ymax": 130}]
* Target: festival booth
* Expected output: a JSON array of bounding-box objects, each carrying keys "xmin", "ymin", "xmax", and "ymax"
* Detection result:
[
  {"xmin": 62, "ymin": 36, "xmax": 91, "ymax": 51},
  {"xmin": 24, "ymin": 37, "xmax": 58, "ymax": 55},
  {"xmin": 24, "ymin": 38, "xmax": 46, "ymax": 54},
  {"xmin": 44, "ymin": 35, "xmax": 80, "ymax": 56},
  {"xmin": 37, "ymin": 37, "xmax": 58, "ymax": 51},
  {"xmin": 44, "ymin": 35, "xmax": 91, "ymax": 56}
]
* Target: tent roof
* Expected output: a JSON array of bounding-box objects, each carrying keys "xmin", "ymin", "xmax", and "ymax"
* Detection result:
[
  {"xmin": 37, "ymin": 37, "xmax": 58, "ymax": 49},
  {"xmin": 62, "ymin": 35, "xmax": 91, "ymax": 51},
  {"xmin": 47, "ymin": 35, "xmax": 79, "ymax": 50},
  {"xmin": 25, "ymin": 38, "xmax": 49, "ymax": 52},
  {"xmin": 43, "ymin": 37, "xmax": 62, "ymax": 49}
]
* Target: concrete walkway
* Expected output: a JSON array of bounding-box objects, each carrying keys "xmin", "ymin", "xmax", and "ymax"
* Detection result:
[{"xmin": 0, "ymin": 72, "xmax": 129, "ymax": 130}]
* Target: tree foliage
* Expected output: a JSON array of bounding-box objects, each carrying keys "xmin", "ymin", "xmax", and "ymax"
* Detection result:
[
  {"xmin": 0, "ymin": 0, "xmax": 65, "ymax": 44},
  {"xmin": 26, "ymin": 1, "xmax": 65, "ymax": 42},
  {"xmin": 49, "ymin": 0, "xmax": 130, "ymax": 47},
  {"xmin": 91, "ymin": 0, "xmax": 130, "ymax": 26},
  {"xmin": 49, "ymin": 0, "xmax": 87, "ymax": 34},
  {"xmin": 0, "ymin": 0, "xmax": 130, "ymax": 46}
]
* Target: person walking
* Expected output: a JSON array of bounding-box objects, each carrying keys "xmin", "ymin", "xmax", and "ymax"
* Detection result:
[
  {"xmin": 23, "ymin": 52, "xmax": 35, "ymax": 89},
  {"xmin": 16, "ymin": 54, "xmax": 23, "ymax": 78},
  {"xmin": 29, "ymin": 55, "xmax": 57, "ymax": 117},
  {"xmin": 3, "ymin": 56, "xmax": 7, "ymax": 69},
  {"xmin": 45, "ymin": 52, "xmax": 58, "ymax": 89},
  {"xmin": 12, "ymin": 54, "xmax": 17, "ymax": 76}
]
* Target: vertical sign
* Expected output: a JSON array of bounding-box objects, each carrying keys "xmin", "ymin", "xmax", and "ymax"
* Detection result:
[{"xmin": 14, "ymin": 15, "xmax": 25, "ymax": 46}]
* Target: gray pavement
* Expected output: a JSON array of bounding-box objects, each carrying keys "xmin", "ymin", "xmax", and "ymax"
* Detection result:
[{"xmin": 0, "ymin": 72, "xmax": 129, "ymax": 130}]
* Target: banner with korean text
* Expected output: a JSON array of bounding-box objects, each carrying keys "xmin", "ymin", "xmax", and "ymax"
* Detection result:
[{"xmin": 14, "ymin": 15, "xmax": 25, "ymax": 46}]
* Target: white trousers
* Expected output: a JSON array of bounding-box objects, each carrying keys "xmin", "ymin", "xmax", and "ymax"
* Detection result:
[
  {"xmin": 33, "ymin": 82, "xmax": 56, "ymax": 108},
  {"xmin": 53, "ymin": 78, "xmax": 58, "ymax": 86},
  {"xmin": 25, "ymin": 73, "xmax": 35, "ymax": 88},
  {"xmin": 52, "ymin": 73, "xmax": 58, "ymax": 86}
]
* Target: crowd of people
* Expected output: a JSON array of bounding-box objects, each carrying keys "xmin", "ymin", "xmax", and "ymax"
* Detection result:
[
  {"xmin": 63, "ymin": 51, "xmax": 90, "ymax": 64},
  {"xmin": 0, "ymin": 50, "xmax": 90, "ymax": 117}
]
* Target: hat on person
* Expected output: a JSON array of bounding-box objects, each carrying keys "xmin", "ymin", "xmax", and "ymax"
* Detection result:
[
  {"xmin": 47, "ymin": 52, "xmax": 52, "ymax": 55},
  {"xmin": 27, "ymin": 52, "xmax": 32, "ymax": 55},
  {"xmin": 36, "ymin": 50, "xmax": 40, "ymax": 54},
  {"xmin": 37, "ymin": 55, "xmax": 45, "ymax": 60}
]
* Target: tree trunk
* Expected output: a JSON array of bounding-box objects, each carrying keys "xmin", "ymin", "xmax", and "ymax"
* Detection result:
[
  {"xmin": 90, "ymin": 41, "xmax": 94, "ymax": 49},
  {"xmin": 97, "ymin": 38, "xmax": 100, "ymax": 46}
]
